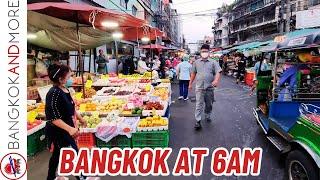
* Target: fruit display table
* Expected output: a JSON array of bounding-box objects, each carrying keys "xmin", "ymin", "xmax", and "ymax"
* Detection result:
[{"xmin": 27, "ymin": 73, "xmax": 172, "ymax": 151}]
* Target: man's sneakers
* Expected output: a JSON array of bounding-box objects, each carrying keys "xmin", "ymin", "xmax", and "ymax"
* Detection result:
[
  {"xmin": 178, "ymin": 96, "xmax": 183, "ymax": 100},
  {"xmin": 184, "ymin": 97, "xmax": 189, "ymax": 101},
  {"xmin": 194, "ymin": 121, "xmax": 202, "ymax": 130},
  {"xmin": 206, "ymin": 117, "xmax": 212, "ymax": 122}
]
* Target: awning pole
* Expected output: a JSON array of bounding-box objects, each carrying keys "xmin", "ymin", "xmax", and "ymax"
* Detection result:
[
  {"xmin": 136, "ymin": 27, "xmax": 140, "ymax": 55},
  {"xmin": 272, "ymin": 51, "xmax": 278, "ymax": 101},
  {"xmin": 76, "ymin": 15, "xmax": 85, "ymax": 97}
]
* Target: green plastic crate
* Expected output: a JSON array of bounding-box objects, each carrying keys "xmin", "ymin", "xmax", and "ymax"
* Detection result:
[
  {"xmin": 257, "ymin": 76, "xmax": 272, "ymax": 90},
  {"xmin": 96, "ymin": 135, "xmax": 131, "ymax": 148},
  {"xmin": 132, "ymin": 130, "xmax": 169, "ymax": 148},
  {"xmin": 27, "ymin": 128, "xmax": 47, "ymax": 156}
]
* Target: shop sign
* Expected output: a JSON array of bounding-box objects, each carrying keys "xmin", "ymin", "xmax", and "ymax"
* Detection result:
[
  {"xmin": 287, "ymin": 37, "xmax": 307, "ymax": 47},
  {"xmin": 274, "ymin": 35, "xmax": 286, "ymax": 43}
]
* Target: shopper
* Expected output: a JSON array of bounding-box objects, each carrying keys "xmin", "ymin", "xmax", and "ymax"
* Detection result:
[
  {"xmin": 176, "ymin": 55, "xmax": 192, "ymax": 100},
  {"xmin": 45, "ymin": 64, "xmax": 86, "ymax": 180},
  {"xmin": 236, "ymin": 53, "xmax": 247, "ymax": 84},
  {"xmin": 137, "ymin": 55, "xmax": 149, "ymax": 74},
  {"xmin": 96, "ymin": 49, "xmax": 109, "ymax": 74},
  {"xmin": 189, "ymin": 44, "xmax": 222, "ymax": 130},
  {"xmin": 159, "ymin": 54, "xmax": 166, "ymax": 78}
]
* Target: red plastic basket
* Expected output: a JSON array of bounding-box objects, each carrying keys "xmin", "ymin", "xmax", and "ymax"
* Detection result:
[{"xmin": 77, "ymin": 133, "xmax": 96, "ymax": 149}]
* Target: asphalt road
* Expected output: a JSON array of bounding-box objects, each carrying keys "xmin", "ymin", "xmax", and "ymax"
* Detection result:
[{"xmin": 28, "ymin": 76, "xmax": 285, "ymax": 180}]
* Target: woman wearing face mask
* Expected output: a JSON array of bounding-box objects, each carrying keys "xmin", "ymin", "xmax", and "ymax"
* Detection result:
[{"xmin": 45, "ymin": 64, "xmax": 86, "ymax": 180}]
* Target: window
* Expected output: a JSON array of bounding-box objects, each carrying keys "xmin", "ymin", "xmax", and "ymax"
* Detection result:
[
  {"xmin": 132, "ymin": 5, "xmax": 137, "ymax": 16},
  {"xmin": 120, "ymin": 0, "xmax": 126, "ymax": 8}
]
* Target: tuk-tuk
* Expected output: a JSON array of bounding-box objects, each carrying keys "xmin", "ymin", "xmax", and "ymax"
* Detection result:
[{"xmin": 253, "ymin": 28, "xmax": 320, "ymax": 180}]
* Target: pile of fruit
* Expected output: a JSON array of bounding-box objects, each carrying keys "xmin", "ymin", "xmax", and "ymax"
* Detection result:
[
  {"xmin": 138, "ymin": 116, "xmax": 168, "ymax": 127},
  {"xmin": 153, "ymin": 88, "xmax": 169, "ymax": 100},
  {"xmin": 139, "ymin": 79, "xmax": 151, "ymax": 83},
  {"xmin": 82, "ymin": 115, "xmax": 102, "ymax": 128},
  {"xmin": 27, "ymin": 105, "xmax": 36, "ymax": 112},
  {"xmin": 161, "ymin": 79, "xmax": 171, "ymax": 83},
  {"xmin": 83, "ymin": 88, "xmax": 96, "ymax": 98},
  {"xmin": 27, "ymin": 120, "xmax": 43, "ymax": 130},
  {"xmin": 36, "ymin": 103, "xmax": 45, "ymax": 113},
  {"xmin": 142, "ymin": 72, "xmax": 152, "ymax": 78},
  {"xmin": 145, "ymin": 101, "xmax": 164, "ymax": 110},
  {"xmin": 114, "ymin": 91, "xmax": 132, "ymax": 96},
  {"xmin": 84, "ymin": 102, "xmax": 97, "ymax": 111},
  {"xmin": 97, "ymin": 99, "xmax": 125, "ymax": 112},
  {"xmin": 132, "ymin": 107, "xmax": 143, "ymax": 115}
]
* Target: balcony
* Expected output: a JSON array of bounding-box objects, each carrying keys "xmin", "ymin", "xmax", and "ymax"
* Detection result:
[
  {"xmin": 230, "ymin": 0, "xmax": 276, "ymax": 23},
  {"xmin": 230, "ymin": 18, "xmax": 276, "ymax": 34}
]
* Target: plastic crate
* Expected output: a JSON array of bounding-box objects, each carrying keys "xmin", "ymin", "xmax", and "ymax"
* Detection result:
[
  {"xmin": 245, "ymin": 72, "xmax": 255, "ymax": 86},
  {"xmin": 27, "ymin": 128, "xmax": 47, "ymax": 156},
  {"xmin": 96, "ymin": 135, "xmax": 131, "ymax": 148},
  {"xmin": 132, "ymin": 130, "xmax": 169, "ymax": 148},
  {"xmin": 77, "ymin": 133, "xmax": 96, "ymax": 149},
  {"xmin": 257, "ymin": 76, "xmax": 272, "ymax": 90}
]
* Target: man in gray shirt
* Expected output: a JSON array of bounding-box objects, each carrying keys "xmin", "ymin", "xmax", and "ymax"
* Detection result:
[{"xmin": 189, "ymin": 44, "xmax": 222, "ymax": 130}]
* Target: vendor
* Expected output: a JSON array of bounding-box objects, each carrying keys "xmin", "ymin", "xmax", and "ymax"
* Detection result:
[
  {"xmin": 45, "ymin": 64, "xmax": 86, "ymax": 180},
  {"xmin": 96, "ymin": 49, "xmax": 109, "ymax": 74},
  {"xmin": 137, "ymin": 54, "xmax": 149, "ymax": 74},
  {"xmin": 250, "ymin": 57, "xmax": 270, "ymax": 95}
]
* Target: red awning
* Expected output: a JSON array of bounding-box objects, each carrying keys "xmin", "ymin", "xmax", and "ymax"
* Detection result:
[
  {"xmin": 28, "ymin": 2, "xmax": 165, "ymax": 41},
  {"xmin": 140, "ymin": 44, "xmax": 168, "ymax": 49},
  {"xmin": 123, "ymin": 27, "xmax": 165, "ymax": 41},
  {"xmin": 28, "ymin": 2, "xmax": 147, "ymax": 29}
]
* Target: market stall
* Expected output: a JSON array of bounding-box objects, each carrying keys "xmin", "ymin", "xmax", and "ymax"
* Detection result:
[{"xmin": 27, "ymin": 3, "xmax": 171, "ymax": 156}]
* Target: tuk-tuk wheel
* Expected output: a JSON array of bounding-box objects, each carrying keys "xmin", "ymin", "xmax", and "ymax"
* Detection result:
[{"xmin": 286, "ymin": 150, "xmax": 319, "ymax": 180}]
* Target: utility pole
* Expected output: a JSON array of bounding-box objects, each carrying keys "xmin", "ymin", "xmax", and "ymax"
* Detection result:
[
  {"xmin": 279, "ymin": 0, "xmax": 285, "ymax": 34},
  {"xmin": 285, "ymin": 0, "xmax": 291, "ymax": 32}
]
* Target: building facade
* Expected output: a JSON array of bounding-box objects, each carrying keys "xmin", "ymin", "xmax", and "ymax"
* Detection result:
[
  {"xmin": 216, "ymin": 0, "xmax": 320, "ymax": 47},
  {"xmin": 213, "ymin": 11, "xmax": 230, "ymax": 47}
]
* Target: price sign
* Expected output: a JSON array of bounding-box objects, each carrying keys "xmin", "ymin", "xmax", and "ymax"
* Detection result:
[
  {"xmin": 127, "ymin": 103, "xmax": 135, "ymax": 110},
  {"xmin": 85, "ymin": 80, "xmax": 93, "ymax": 88},
  {"xmin": 149, "ymin": 96, "xmax": 160, "ymax": 102}
]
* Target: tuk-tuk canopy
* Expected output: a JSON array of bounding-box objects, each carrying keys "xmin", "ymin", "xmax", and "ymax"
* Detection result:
[{"xmin": 261, "ymin": 28, "xmax": 320, "ymax": 52}]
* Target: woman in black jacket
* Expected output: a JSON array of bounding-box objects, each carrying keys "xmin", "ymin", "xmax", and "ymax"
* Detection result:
[{"xmin": 45, "ymin": 64, "xmax": 86, "ymax": 180}]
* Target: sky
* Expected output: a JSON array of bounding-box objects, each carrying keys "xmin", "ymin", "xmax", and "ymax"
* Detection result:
[{"xmin": 172, "ymin": 0, "xmax": 234, "ymax": 45}]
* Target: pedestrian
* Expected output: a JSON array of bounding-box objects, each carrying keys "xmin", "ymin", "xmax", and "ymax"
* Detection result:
[
  {"xmin": 159, "ymin": 54, "xmax": 166, "ymax": 79},
  {"xmin": 250, "ymin": 57, "xmax": 270, "ymax": 95},
  {"xmin": 45, "ymin": 64, "xmax": 86, "ymax": 180},
  {"xmin": 95, "ymin": 49, "xmax": 109, "ymax": 74},
  {"xmin": 189, "ymin": 44, "xmax": 222, "ymax": 130},
  {"xmin": 176, "ymin": 55, "xmax": 192, "ymax": 100},
  {"xmin": 236, "ymin": 53, "xmax": 247, "ymax": 84}
]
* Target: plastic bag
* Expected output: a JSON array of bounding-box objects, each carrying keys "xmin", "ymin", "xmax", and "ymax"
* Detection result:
[
  {"xmin": 95, "ymin": 117, "xmax": 140, "ymax": 143},
  {"xmin": 35, "ymin": 60, "xmax": 48, "ymax": 78}
]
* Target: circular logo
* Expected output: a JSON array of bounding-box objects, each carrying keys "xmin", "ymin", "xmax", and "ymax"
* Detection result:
[{"xmin": 0, "ymin": 153, "xmax": 27, "ymax": 180}]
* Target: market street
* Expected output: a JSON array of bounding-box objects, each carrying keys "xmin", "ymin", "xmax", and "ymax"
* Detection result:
[{"xmin": 28, "ymin": 76, "xmax": 284, "ymax": 180}]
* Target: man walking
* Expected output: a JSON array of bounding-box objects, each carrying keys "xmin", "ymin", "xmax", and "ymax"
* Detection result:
[{"xmin": 189, "ymin": 44, "xmax": 222, "ymax": 130}]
